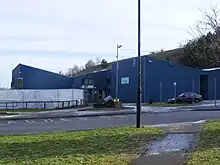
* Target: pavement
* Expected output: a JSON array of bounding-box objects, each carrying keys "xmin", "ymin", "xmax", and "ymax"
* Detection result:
[{"xmin": 132, "ymin": 120, "xmax": 203, "ymax": 165}]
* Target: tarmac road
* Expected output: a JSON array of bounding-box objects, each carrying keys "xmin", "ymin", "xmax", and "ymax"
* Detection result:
[{"xmin": 1, "ymin": 110, "xmax": 220, "ymax": 135}]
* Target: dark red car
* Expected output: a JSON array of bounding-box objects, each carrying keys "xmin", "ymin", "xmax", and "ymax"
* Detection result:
[{"xmin": 168, "ymin": 92, "xmax": 203, "ymax": 104}]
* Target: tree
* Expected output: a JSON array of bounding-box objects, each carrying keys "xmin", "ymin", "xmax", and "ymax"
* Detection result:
[
  {"xmin": 66, "ymin": 57, "xmax": 107, "ymax": 76},
  {"xmin": 59, "ymin": 71, "xmax": 63, "ymax": 75},
  {"xmin": 65, "ymin": 65, "xmax": 82, "ymax": 77},
  {"xmin": 189, "ymin": 7, "xmax": 220, "ymax": 38},
  {"xmin": 85, "ymin": 60, "xmax": 95, "ymax": 69},
  {"xmin": 181, "ymin": 6, "xmax": 220, "ymax": 68},
  {"xmin": 101, "ymin": 59, "xmax": 108, "ymax": 68},
  {"xmin": 95, "ymin": 57, "xmax": 102, "ymax": 65}
]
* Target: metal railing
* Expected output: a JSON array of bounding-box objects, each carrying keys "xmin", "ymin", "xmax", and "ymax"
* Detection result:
[{"xmin": 0, "ymin": 99, "xmax": 87, "ymax": 110}]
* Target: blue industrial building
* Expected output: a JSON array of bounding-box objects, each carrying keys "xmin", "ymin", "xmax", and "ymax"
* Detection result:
[
  {"xmin": 11, "ymin": 54, "xmax": 220, "ymax": 103},
  {"xmin": 112, "ymin": 56, "xmax": 200, "ymax": 103},
  {"xmin": 200, "ymin": 68, "xmax": 220, "ymax": 100},
  {"xmin": 11, "ymin": 64, "xmax": 73, "ymax": 89}
]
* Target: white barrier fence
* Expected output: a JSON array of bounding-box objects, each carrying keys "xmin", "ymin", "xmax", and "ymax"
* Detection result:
[{"xmin": 0, "ymin": 89, "xmax": 84, "ymax": 109}]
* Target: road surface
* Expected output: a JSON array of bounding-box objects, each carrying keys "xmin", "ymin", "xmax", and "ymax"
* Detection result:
[{"xmin": 1, "ymin": 111, "xmax": 220, "ymax": 134}]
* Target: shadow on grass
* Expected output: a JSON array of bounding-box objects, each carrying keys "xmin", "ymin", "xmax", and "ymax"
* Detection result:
[{"xmin": 0, "ymin": 133, "xmax": 159, "ymax": 162}]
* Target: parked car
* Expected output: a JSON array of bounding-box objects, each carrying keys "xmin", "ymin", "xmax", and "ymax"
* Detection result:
[{"xmin": 168, "ymin": 92, "xmax": 203, "ymax": 104}]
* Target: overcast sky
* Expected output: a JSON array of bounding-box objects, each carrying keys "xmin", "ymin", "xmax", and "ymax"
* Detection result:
[{"xmin": 0, "ymin": 0, "xmax": 219, "ymax": 87}]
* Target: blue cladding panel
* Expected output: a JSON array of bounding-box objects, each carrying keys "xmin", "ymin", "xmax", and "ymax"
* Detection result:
[
  {"xmin": 114, "ymin": 56, "xmax": 200, "ymax": 103},
  {"xmin": 12, "ymin": 64, "xmax": 73, "ymax": 89},
  {"xmin": 11, "ymin": 65, "xmax": 21, "ymax": 89},
  {"xmin": 202, "ymin": 70, "xmax": 220, "ymax": 100},
  {"xmin": 112, "ymin": 57, "xmax": 138, "ymax": 102},
  {"xmin": 94, "ymin": 70, "xmax": 112, "ymax": 89},
  {"xmin": 72, "ymin": 70, "xmax": 112, "ymax": 91},
  {"xmin": 143, "ymin": 56, "xmax": 200, "ymax": 102}
]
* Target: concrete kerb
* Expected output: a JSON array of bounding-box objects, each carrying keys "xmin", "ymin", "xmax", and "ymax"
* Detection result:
[
  {"xmin": 0, "ymin": 110, "xmax": 140, "ymax": 121},
  {"xmin": 1, "ymin": 107, "xmax": 220, "ymax": 121}
]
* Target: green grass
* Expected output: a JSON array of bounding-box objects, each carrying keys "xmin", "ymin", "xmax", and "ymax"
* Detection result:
[
  {"xmin": 187, "ymin": 120, "xmax": 220, "ymax": 165},
  {"xmin": 0, "ymin": 126, "xmax": 164, "ymax": 165},
  {"xmin": 142, "ymin": 102, "xmax": 191, "ymax": 107}
]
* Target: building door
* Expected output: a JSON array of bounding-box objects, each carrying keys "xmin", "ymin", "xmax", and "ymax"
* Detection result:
[
  {"xmin": 17, "ymin": 78, "xmax": 23, "ymax": 89},
  {"xmin": 200, "ymin": 75, "xmax": 208, "ymax": 100}
]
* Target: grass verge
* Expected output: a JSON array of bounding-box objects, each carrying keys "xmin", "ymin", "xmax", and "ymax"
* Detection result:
[
  {"xmin": 187, "ymin": 120, "xmax": 220, "ymax": 165},
  {"xmin": 0, "ymin": 126, "xmax": 164, "ymax": 165}
]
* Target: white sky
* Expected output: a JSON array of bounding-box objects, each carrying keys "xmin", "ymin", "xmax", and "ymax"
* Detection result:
[{"xmin": 0, "ymin": 0, "xmax": 219, "ymax": 87}]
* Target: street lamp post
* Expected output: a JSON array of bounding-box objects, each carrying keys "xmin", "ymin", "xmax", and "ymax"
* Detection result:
[
  {"xmin": 136, "ymin": 0, "xmax": 141, "ymax": 128},
  {"xmin": 116, "ymin": 44, "xmax": 122, "ymax": 101}
]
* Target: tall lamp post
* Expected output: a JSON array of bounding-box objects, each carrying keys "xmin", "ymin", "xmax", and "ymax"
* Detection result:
[
  {"xmin": 116, "ymin": 44, "xmax": 122, "ymax": 101},
  {"xmin": 136, "ymin": 0, "xmax": 141, "ymax": 128}
]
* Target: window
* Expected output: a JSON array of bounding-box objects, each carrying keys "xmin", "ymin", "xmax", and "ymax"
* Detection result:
[
  {"xmin": 83, "ymin": 78, "xmax": 94, "ymax": 85},
  {"xmin": 179, "ymin": 93, "xmax": 185, "ymax": 97}
]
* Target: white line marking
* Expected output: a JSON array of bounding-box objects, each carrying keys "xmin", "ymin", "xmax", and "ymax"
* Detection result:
[
  {"xmin": 60, "ymin": 118, "xmax": 68, "ymax": 121},
  {"xmin": 150, "ymin": 120, "xmax": 207, "ymax": 127},
  {"xmin": 115, "ymin": 115, "xmax": 127, "ymax": 118},
  {"xmin": 25, "ymin": 120, "xmax": 35, "ymax": 123},
  {"xmin": 43, "ymin": 119, "xmax": 54, "ymax": 123},
  {"xmin": 78, "ymin": 117, "xmax": 87, "ymax": 120},
  {"xmin": 8, "ymin": 121, "xmax": 16, "ymax": 124},
  {"xmin": 99, "ymin": 116, "xmax": 111, "ymax": 119}
]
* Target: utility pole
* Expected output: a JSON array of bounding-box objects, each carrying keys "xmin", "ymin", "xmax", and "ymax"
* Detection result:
[
  {"xmin": 136, "ymin": 0, "xmax": 141, "ymax": 128},
  {"xmin": 116, "ymin": 44, "xmax": 122, "ymax": 101}
]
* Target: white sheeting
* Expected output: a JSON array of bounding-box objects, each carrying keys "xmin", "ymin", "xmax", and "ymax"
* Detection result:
[{"xmin": 0, "ymin": 89, "xmax": 84, "ymax": 109}]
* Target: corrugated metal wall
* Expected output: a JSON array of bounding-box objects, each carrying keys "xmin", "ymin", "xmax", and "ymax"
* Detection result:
[
  {"xmin": 142, "ymin": 56, "xmax": 200, "ymax": 103},
  {"xmin": 112, "ymin": 56, "xmax": 201, "ymax": 103},
  {"xmin": 72, "ymin": 70, "xmax": 112, "ymax": 90},
  {"xmin": 12, "ymin": 64, "xmax": 72, "ymax": 89},
  {"xmin": 201, "ymin": 69, "xmax": 220, "ymax": 100},
  {"xmin": 111, "ymin": 57, "xmax": 137, "ymax": 103}
]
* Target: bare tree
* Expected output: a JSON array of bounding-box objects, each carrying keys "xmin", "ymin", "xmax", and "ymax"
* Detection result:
[
  {"xmin": 189, "ymin": 6, "xmax": 220, "ymax": 38},
  {"xmin": 95, "ymin": 57, "xmax": 102, "ymax": 65},
  {"xmin": 65, "ymin": 65, "xmax": 81, "ymax": 77},
  {"xmin": 182, "ymin": 5, "xmax": 220, "ymax": 68}
]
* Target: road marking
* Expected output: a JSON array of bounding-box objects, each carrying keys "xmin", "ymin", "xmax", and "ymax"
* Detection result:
[
  {"xmin": 8, "ymin": 121, "xmax": 16, "ymax": 124},
  {"xmin": 25, "ymin": 120, "xmax": 35, "ymax": 124},
  {"xmin": 43, "ymin": 119, "xmax": 54, "ymax": 123},
  {"xmin": 78, "ymin": 117, "xmax": 87, "ymax": 120},
  {"xmin": 60, "ymin": 118, "xmax": 68, "ymax": 121},
  {"xmin": 150, "ymin": 120, "xmax": 207, "ymax": 127},
  {"xmin": 99, "ymin": 116, "xmax": 111, "ymax": 119},
  {"xmin": 115, "ymin": 115, "xmax": 127, "ymax": 118},
  {"xmin": 48, "ymin": 119, "xmax": 54, "ymax": 122}
]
